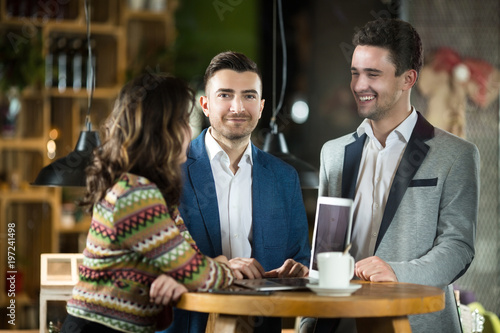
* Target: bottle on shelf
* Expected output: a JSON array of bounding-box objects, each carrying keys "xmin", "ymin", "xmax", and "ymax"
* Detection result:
[
  {"xmin": 149, "ymin": 0, "xmax": 167, "ymax": 12},
  {"xmin": 54, "ymin": 1, "xmax": 67, "ymax": 21},
  {"xmin": 27, "ymin": 0, "xmax": 39, "ymax": 19},
  {"xmin": 5, "ymin": 0, "xmax": 19, "ymax": 17},
  {"xmin": 17, "ymin": 0, "xmax": 29, "ymax": 17},
  {"xmin": 45, "ymin": 38, "xmax": 56, "ymax": 88},
  {"xmin": 6, "ymin": 0, "xmax": 68, "ymax": 20},
  {"xmin": 55, "ymin": 37, "xmax": 68, "ymax": 92},
  {"xmin": 69, "ymin": 38, "xmax": 84, "ymax": 92}
]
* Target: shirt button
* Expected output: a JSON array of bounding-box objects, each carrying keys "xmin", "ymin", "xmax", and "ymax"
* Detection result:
[
  {"xmin": 372, "ymin": 232, "xmax": 377, "ymax": 237},
  {"xmin": 233, "ymin": 234, "xmax": 239, "ymax": 238},
  {"xmin": 374, "ymin": 203, "xmax": 379, "ymax": 209}
]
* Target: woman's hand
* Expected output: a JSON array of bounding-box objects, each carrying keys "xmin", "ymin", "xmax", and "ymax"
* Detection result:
[
  {"xmin": 150, "ymin": 275, "xmax": 188, "ymax": 330},
  {"xmin": 150, "ymin": 274, "xmax": 188, "ymax": 305}
]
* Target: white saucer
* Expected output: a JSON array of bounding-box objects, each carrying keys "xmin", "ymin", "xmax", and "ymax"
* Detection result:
[{"xmin": 306, "ymin": 283, "xmax": 362, "ymax": 296}]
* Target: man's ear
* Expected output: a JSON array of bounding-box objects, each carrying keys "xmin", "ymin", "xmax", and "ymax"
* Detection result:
[
  {"xmin": 403, "ymin": 69, "xmax": 418, "ymax": 90},
  {"xmin": 200, "ymin": 95, "xmax": 209, "ymax": 117},
  {"xmin": 259, "ymin": 99, "xmax": 265, "ymax": 119}
]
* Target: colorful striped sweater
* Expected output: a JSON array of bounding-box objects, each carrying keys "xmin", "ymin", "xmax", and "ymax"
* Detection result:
[{"xmin": 66, "ymin": 173, "xmax": 234, "ymax": 333}]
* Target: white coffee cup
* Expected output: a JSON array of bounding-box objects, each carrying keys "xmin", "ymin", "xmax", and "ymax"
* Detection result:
[{"xmin": 317, "ymin": 251, "xmax": 355, "ymax": 288}]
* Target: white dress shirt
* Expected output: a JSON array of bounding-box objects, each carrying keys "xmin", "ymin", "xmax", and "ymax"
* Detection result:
[
  {"xmin": 351, "ymin": 108, "xmax": 417, "ymax": 262},
  {"xmin": 205, "ymin": 128, "xmax": 253, "ymax": 259}
]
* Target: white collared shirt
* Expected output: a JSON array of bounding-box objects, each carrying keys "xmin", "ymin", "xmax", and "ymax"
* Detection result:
[
  {"xmin": 205, "ymin": 128, "xmax": 253, "ymax": 259},
  {"xmin": 351, "ymin": 108, "xmax": 418, "ymax": 262}
]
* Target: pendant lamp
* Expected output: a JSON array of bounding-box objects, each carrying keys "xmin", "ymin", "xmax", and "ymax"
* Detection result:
[
  {"xmin": 263, "ymin": 0, "xmax": 318, "ymax": 189},
  {"xmin": 32, "ymin": 0, "xmax": 99, "ymax": 187}
]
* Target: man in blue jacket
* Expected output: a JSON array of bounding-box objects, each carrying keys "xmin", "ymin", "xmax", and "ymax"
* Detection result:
[{"xmin": 161, "ymin": 51, "xmax": 311, "ymax": 333}]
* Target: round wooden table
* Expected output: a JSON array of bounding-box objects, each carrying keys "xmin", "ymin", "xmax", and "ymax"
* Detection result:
[{"xmin": 175, "ymin": 281, "xmax": 445, "ymax": 333}]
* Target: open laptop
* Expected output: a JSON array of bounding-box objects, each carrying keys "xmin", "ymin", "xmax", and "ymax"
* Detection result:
[{"xmin": 232, "ymin": 196, "xmax": 354, "ymax": 291}]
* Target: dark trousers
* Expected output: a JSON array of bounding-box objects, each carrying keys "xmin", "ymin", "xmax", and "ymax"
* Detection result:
[
  {"xmin": 300, "ymin": 317, "xmax": 341, "ymax": 333},
  {"xmin": 61, "ymin": 314, "xmax": 123, "ymax": 333}
]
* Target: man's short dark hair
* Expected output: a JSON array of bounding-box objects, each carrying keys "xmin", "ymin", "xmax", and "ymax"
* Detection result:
[
  {"xmin": 203, "ymin": 51, "xmax": 262, "ymax": 92},
  {"xmin": 352, "ymin": 18, "xmax": 423, "ymax": 76}
]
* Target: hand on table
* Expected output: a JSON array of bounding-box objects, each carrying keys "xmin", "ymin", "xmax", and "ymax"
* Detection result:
[
  {"xmin": 355, "ymin": 256, "xmax": 398, "ymax": 282},
  {"xmin": 150, "ymin": 274, "xmax": 188, "ymax": 330},
  {"xmin": 228, "ymin": 257, "xmax": 266, "ymax": 279},
  {"xmin": 264, "ymin": 259, "xmax": 309, "ymax": 278},
  {"xmin": 150, "ymin": 274, "xmax": 188, "ymax": 305}
]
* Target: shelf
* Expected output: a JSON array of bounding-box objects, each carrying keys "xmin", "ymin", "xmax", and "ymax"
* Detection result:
[
  {"xmin": 123, "ymin": 9, "xmax": 172, "ymax": 23},
  {"xmin": 57, "ymin": 219, "xmax": 91, "ymax": 234},
  {"xmin": 43, "ymin": 20, "xmax": 123, "ymax": 36},
  {"xmin": 1, "ymin": 0, "xmax": 115, "ymax": 26},
  {"xmin": 0, "ymin": 0, "xmax": 177, "ymax": 328},
  {"xmin": 0, "ymin": 17, "xmax": 82, "ymax": 27},
  {"xmin": 47, "ymin": 86, "xmax": 121, "ymax": 99},
  {"xmin": 0, "ymin": 138, "xmax": 46, "ymax": 150},
  {"xmin": 20, "ymin": 89, "xmax": 45, "ymax": 99},
  {"xmin": 0, "ymin": 187, "xmax": 60, "ymax": 202}
]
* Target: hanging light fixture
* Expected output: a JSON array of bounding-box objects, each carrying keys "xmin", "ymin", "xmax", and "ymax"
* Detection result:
[
  {"xmin": 32, "ymin": 0, "xmax": 99, "ymax": 187},
  {"xmin": 263, "ymin": 0, "xmax": 319, "ymax": 189}
]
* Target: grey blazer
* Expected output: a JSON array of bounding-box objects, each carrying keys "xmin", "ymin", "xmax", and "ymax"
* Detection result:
[{"xmin": 319, "ymin": 112, "xmax": 480, "ymax": 333}]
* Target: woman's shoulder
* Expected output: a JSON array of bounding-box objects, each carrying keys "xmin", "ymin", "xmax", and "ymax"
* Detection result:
[{"xmin": 104, "ymin": 173, "xmax": 158, "ymax": 204}]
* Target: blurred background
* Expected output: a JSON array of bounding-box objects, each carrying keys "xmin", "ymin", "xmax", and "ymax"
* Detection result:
[{"xmin": 0, "ymin": 0, "xmax": 499, "ymax": 330}]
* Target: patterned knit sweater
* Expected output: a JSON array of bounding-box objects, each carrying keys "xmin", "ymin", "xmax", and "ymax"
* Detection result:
[{"xmin": 66, "ymin": 173, "xmax": 234, "ymax": 333}]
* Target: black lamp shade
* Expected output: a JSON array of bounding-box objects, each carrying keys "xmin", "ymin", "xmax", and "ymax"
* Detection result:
[
  {"xmin": 263, "ymin": 131, "xmax": 319, "ymax": 190},
  {"xmin": 32, "ymin": 131, "xmax": 100, "ymax": 187}
]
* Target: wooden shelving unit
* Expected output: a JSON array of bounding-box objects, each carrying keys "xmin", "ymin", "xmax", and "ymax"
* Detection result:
[{"xmin": 0, "ymin": 0, "xmax": 178, "ymax": 329}]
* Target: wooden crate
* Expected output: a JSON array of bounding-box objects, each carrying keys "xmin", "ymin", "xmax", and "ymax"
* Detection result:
[{"xmin": 39, "ymin": 254, "xmax": 83, "ymax": 333}]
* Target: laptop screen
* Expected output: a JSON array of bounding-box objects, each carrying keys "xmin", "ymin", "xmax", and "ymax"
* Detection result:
[{"xmin": 309, "ymin": 197, "xmax": 354, "ymax": 279}]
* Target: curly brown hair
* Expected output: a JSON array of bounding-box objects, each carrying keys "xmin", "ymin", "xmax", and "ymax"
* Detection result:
[
  {"xmin": 80, "ymin": 73, "xmax": 194, "ymax": 213},
  {"xmin": 353, "ymin": 18, "xmax": 423, "ymax": 77}
]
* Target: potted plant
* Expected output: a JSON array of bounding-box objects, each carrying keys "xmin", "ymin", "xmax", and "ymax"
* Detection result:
[{"xmin": 0, "ymin": 29, "xmax": 44, "ymax": 137}]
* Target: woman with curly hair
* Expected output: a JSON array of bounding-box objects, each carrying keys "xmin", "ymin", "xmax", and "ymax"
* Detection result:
[{"xmin": 61, "ymin": 73, "xmax": 234, "ymax": 333}]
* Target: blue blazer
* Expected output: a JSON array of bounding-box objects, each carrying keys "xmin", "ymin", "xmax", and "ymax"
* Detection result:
[{"xmin": 162, "ymin": 128, "xmax": 311, "ymax": 333}]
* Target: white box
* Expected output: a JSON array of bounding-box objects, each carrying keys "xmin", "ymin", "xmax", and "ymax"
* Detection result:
[{"xmin": 40, "ymin": 253, "xmax": 83, "ymax": 333}]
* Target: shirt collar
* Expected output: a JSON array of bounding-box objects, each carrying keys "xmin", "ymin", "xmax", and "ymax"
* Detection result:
[
  {"xmin": 356, "ymin": 107, "xmax": 417, "ymax": 144},
  {"xmin": 240, "ymin": 141, "xmax": 253, "ymax": 166},
  {"xmin": 204, "ymin": 127, "xmax": 253, "ymax": 166}
]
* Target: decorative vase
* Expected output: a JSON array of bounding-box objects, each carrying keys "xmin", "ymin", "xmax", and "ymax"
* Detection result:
[{"xmin": 0, "ymin": 87, "xmax": 21, "ymax": 138}]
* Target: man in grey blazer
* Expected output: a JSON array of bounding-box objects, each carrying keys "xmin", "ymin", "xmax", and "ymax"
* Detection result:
[{"xmin": 313, "ymin": 18, "xmax": 479, "ymax": 333}]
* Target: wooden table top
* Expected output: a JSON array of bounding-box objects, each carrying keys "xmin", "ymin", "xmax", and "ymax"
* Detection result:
[{"xmin": 176, "ymin": 281, "xmax": 445, "ymax": 319}]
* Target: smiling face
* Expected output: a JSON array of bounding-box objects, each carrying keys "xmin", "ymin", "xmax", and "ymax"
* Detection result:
[
  {"xmin": 200, "ymin": 69, "xmax": 265, "ymax": 145},
  {"xmin": 350, "ymin": 45, "xmax": 409, "ymax": 121}
]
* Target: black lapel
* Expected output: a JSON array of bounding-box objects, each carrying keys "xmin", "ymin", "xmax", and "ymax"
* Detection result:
[
  {"xmin": 342, "ymin": 133, "xmax": 367, "ymax": 199},
  {"xmin": 374, "ymin": 112, "xmax": 435, "ymax": 251}
]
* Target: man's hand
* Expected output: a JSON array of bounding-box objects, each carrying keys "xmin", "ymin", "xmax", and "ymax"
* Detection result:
[
  {"xmin": 228, "ymin": 257, "xmax": 266, "ymax": 279},
  {"xmin": 355, "ymin": 256, "xmax": 397, "ymax": 282},
  {"xmin": 150, "ymin": 274, "xmax": 188, "ymax": 305},
  {"xmin": 264, "ymin": 259, "xmax": 309, "ymax": 278}
]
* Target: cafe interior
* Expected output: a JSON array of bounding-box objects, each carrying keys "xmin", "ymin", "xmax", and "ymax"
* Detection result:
[{"xmin": 0, "ymin": 0, "xmax": 499, "ymax": 331}]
